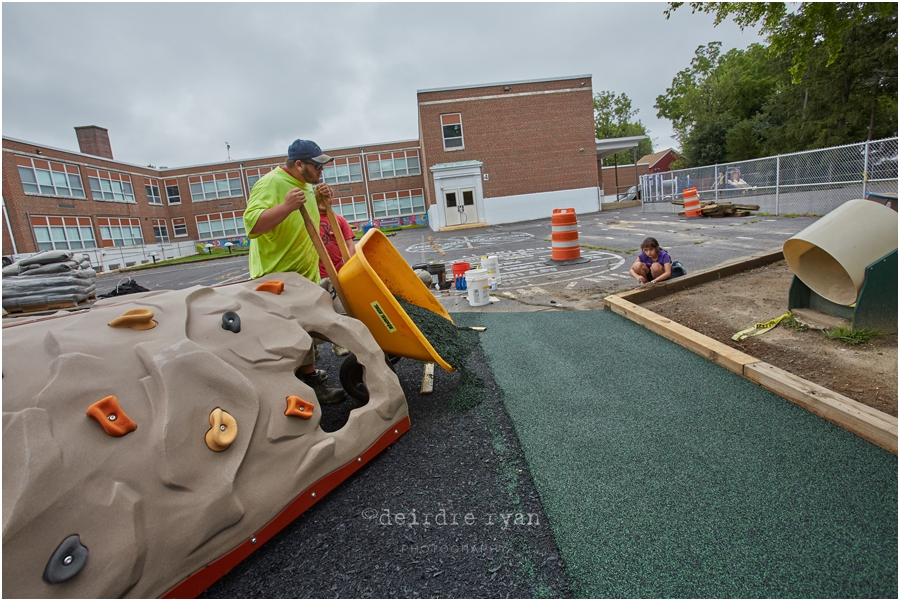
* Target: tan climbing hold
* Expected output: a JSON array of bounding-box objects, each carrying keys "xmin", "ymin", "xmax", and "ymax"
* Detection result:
[
  {"xmin": 285, "ymin": 395, "xmax": 314, "ymax": 419},
  {"xmin": 205, "ymin": 407, "xmax": 238, "ymax": 452},
  {"xmin": 255, "ymin": 280, "xmax": 285, "ymax": 295},
  {"xmin": 87, "ymin": 396, "xmax": 137, "ymax": 437},
  {"xmin": 108, "ymin": 308, "xmax": 157, "ymax": 330}
]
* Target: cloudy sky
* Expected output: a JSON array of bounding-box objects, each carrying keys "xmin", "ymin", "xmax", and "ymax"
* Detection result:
[{"xmin": 2, "ymin": 2, "xmax": 762, "ymax": 168}]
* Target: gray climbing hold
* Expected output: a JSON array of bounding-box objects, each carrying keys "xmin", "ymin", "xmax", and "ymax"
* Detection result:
[
  {"xmin": 43, "ymin": 534, "xmax": 88, "ymax": 584},
  {"xmin": 222, "ymin": 311, "xmax": 241, "ymax": 333}
]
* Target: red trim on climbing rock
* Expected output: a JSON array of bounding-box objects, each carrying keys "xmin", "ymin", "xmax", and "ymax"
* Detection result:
[{"xmin": 161, "ymin": 415, "xmax": 411, "ymax": 598}]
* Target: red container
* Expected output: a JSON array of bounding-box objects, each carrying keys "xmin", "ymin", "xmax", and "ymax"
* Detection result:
[
  {"xmin": 452, "ymin": 262, "xmax": 471, "ymax": 290},
  {"xmin": 451, "ymin": 262, "xmax": 471, "ymax": 277}
]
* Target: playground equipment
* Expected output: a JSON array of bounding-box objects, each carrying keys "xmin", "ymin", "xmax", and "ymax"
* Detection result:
[
  {"xmin": 1, "ymin": 272, "xmax": 409, "ymax": 598},
  {"xmin": 784, "ymin": 198, "xmax": 898, "ymax": 333},
  {"xmin": 3, "ymin": 206, "xmax": 461, "ymax": 598}
]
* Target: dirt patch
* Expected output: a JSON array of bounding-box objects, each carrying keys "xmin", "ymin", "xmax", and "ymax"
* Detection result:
[{"xmin": 641, "ymin": 261, "xmax": 897, "ymax": 417}]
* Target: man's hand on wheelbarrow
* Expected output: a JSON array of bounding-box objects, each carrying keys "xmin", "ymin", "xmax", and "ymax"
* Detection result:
[{"xmin": 314, "ymin": 183, "xmax": 333, "ymax": 205}]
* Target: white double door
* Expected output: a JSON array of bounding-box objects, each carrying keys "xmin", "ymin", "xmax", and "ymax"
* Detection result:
[{"xmin": 443, "ymin": 187, "xmax": 478, "ymax": 226}]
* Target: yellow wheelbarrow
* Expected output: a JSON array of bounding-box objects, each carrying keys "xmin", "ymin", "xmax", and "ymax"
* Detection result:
[{"xmin": 301, "ymin": 205, "xmax": 455, "ymax": 401}]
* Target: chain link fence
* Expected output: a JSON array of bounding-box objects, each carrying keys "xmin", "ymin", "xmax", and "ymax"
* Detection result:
[{"xmin": 640, "ymin": 137, "xmax": 898, "ymax": 215}]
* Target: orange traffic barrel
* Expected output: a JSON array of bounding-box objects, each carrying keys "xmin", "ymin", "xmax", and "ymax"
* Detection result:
[
  {"xmin": 546, "ymin": 208, "xmax": 590, "ymax": 265},
  {"xmin": 683, "ymin": 187, "xmax": 702, "ymax": 217},
  {"xmin": 551, "ymin": 208, "xmax": 581, "ymax": 261}
]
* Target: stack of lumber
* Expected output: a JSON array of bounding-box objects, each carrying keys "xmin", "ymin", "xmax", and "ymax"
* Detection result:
[{"xmin": 672, "ymin": 200, "xmax": 759, "ymax": 218}]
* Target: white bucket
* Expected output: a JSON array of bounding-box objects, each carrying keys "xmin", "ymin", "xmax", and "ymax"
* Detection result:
[
  {"xmin": 481, "ymin": 255, "xmax": 501, "ymax": 286},
  {"xmin": 465, "ymin": 268, "xmax": 491, "ymax": 307}
]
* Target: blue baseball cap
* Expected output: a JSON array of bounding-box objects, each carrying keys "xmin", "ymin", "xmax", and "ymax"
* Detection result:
[{"xmin": 287, "ymin": 139, "xmax": 333, "ymax": 165}]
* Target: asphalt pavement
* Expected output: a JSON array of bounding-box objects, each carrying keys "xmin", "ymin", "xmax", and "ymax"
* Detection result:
[{"xmin": 94, "ymin": 203, "xmax": 819, "ymax": 310}]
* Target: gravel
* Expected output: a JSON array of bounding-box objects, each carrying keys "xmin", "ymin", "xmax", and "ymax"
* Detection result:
[{"xmin": 201, "ymin": 326, "xmax": 573, "ymax": 598}]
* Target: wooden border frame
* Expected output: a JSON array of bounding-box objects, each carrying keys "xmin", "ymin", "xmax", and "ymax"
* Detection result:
[{"xmin": 604, "ymin": 252, "xmax": 898, "ymax": 455}]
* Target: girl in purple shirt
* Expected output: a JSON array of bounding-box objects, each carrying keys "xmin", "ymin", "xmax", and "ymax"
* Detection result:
[{"xmin": 630, "ymin": 237, "xmax": 672, "ymax": 285}]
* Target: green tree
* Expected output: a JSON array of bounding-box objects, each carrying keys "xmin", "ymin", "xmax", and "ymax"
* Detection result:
[
  {"xmin": 655, "ymin": 42, "xmax": 777, "ymax": 165},
  {"xmin": 665, "ymin": 2, "xmax": 897, "ymax": 82},
  {"xmin": 655, "ymin": 4, "xmax": 897, "ymax": 166},
  {"xmin": 757, "ymin": 7, "xmax": 898, "ymax": 150},
  {"xmin": 593, "ymin": 91, "xmax": 653, "ymax": 166}
]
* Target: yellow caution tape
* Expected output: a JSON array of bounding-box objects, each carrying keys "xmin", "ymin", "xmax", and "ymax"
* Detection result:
[{"xmin": 731, "ymin": 311, "xmax": 792, "ymax": 341}]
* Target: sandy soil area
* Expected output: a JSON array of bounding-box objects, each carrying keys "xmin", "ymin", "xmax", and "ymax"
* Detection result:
[{"xmin": 640, "ymin": 260, "xmax": 897, "ymax": 417}]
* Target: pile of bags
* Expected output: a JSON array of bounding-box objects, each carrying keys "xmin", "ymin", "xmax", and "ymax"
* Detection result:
[{"xmin": 2, "ymin": 250, "xmax": 97, "ymax": 312}]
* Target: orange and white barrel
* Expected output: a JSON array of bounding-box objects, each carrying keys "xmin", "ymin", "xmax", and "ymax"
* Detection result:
[
  {"xmin": 550, "ymin": 208, "xmax": 582, "ymax": 261},
  {"xmin": 683, "ymin": 187, "xmax": 702, "ymax": 217}
]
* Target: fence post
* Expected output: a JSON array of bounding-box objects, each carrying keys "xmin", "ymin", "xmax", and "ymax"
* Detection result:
[
  {"xmin": 862, "ymin": 140, "xmax": 870, "ymax": 198},
  {"xmin": 714, "ymin": 165, "xmax": 719, "ymax": 202},
  {"xmin": 775, "ymin": 155, "xmax": 781, "ymax": 215}
]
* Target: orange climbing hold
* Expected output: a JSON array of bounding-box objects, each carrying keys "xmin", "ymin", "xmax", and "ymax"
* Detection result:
[
  {"xmin": 108, "ymin": 308, "xmax": 157, "ymax": 330},
  {"xmin": 255, "ymin": 280, "xmax": 285, "ymax": 295},
  {"xmin": 205, "ymin": 408, "xmax": 238, "ymax": 452},
  {"xmin": 285, "ymin": 395, "xmax": 314, "ymax": 419},
  {"xmin": 87, "ymin": 396, "xmax": 137, "ymax": 437}
]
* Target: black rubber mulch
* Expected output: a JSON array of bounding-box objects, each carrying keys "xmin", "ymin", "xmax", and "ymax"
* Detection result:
[{"xmin": 201, "ymin": 338, "xmax": 572, "ymax": 598}]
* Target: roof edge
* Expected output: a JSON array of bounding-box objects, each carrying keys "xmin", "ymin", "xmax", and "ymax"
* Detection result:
[{"xmin": 418, "ymin": 74, "xmax": 592, "ymax": 94}]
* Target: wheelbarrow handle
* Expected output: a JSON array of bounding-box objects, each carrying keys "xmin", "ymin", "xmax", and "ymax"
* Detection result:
[
  {"xmin": 321, "ymin": 202, "xmax": 352, "ymax": 264},
  {"xmin": 298, "ymin": 204, "xmax": 354, "ymax": 319}
]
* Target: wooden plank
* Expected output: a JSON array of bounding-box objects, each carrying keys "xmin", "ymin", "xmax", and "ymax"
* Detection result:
[
  {"xmin": 420, "ymin": 362, "xmax": 435, "ymax": 395},
  {"xmin": 745, "ymin": 362, "xmax": 898, "ymax": 455},
  {"xmin": 605, "ymin": 295, "xmax": 759, "ymax": 375},
  {"xmin": 612, "ymin": 250, "xmax": 785, "ymax": 305},
  {"xmin": 299, "ymin": 204, "xmax": 353, "ymax": 319}
]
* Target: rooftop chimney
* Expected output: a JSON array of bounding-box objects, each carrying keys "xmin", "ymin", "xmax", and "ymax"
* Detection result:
[{"xmin": 74, "ymin": 126, "xmax": 114, "ymax": 159}]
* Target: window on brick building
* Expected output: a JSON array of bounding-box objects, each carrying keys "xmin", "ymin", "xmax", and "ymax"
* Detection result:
[
  {"xmin": 188, "ymin": 172, "xmax": 243, "ymax": 202},
  {"xmin": 86, "ymin": 169, "xmax": 135, "ymax": 203},
  {"xmin": 195, "ymin": 210, "xmax": 246, "ymax": 240},
  {"xmin": 246, "ymin": 167, "xmax": 275, "ymax": 191},
  {"xmin": 144, "ymin": 178, "xmax": 162, "ymax": 205},
  {"xmin": 30, "ymin": 216, "xmax": 96, "ymax": 251},
  {"xmin": 441, "ymin": 114, "xmax": 464, "ymax": 150},
  {"xmin": 16, "ymin": 157, "xmax": 85, "ymax": 199},
  {"xmin": 97, "ymin": 217, "xmax": 143, "ymax": 247},
  {"xmin": 164, "ymin": 179, "xmax": 181, "ymax": 205},
  {"xmin": 371, "ymin": 189, "xmax": 426, "ymax": 218},
  {"xmin": 172, "ymin": 217, "xmax": 188, "ymax": 238},
  {"xmin": 152, "ymin": 219, "xmax": 170, "ymax": 243},
  {"xmin": 331, "ymin": 195, "xmax": 369, "ymax": 223},
  {"xmin": 367, "ymin": 151, "xmax": 421, "ymax": 180},
  {"xmin": 323, "ymin": 157, "xmax": 363, "ymax": 184}
]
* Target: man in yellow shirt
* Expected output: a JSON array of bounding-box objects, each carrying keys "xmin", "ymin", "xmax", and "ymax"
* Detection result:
[{"xmin": 243, "ymin": 139, "xmax": 345, "ymax": 404}]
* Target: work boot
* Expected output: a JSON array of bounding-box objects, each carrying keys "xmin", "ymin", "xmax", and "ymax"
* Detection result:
[
  {"xmin": 300, "ymin": 369, "xmax": 346, "ymax": 405},
  {"xmin": 331, "ymin": 343, "xmax": 350, "ymax": 357}
]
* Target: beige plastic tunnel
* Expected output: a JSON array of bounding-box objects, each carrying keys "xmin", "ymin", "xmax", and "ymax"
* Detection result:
[{"xmin": 783, "ymin": 198, "xmax": 898, "ymax": 306}]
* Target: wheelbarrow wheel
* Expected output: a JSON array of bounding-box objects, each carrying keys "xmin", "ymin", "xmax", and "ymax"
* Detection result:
[{"xmin": 339, "ymin": 353, "xmax": 401, "ymax": 403}]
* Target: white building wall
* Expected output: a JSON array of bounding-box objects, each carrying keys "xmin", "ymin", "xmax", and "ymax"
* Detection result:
[{"xmin": 482, "ymin": 187, "xmax": 602, "ymax": 226}]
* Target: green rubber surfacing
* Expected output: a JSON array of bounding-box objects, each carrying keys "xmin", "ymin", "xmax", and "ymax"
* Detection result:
[{"xmin": 451, "ymin": 310, "xmax": 898, "ymax": 598}]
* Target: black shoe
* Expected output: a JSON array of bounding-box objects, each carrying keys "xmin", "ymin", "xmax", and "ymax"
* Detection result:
[{"xmin": 300, "ymin": 370, "xmax": 346, "ymax": 405}]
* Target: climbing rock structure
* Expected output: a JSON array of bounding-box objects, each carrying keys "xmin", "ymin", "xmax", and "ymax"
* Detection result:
[{"xmin": 2, "ymin": 272, "xmax": 409, "ymax": 598}]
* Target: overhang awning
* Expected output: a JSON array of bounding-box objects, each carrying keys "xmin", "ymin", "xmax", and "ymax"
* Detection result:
[{"xmin": 595, "ymin": 135, "xmax": 648, "ymax": 160}]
